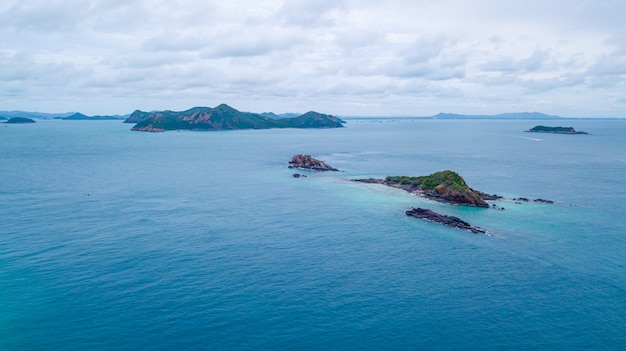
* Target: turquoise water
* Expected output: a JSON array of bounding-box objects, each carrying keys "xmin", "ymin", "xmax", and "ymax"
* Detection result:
[{"xmin": 1, "ymin": 119, "xmax": 625, "ymax": 350}]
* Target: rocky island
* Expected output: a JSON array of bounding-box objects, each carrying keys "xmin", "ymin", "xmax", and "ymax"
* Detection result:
[
  {"xmin": 526, "ymin": 125, "xmax": 588, "ymax": 134},
  {"xmin": 406, "ymin": 208, "xmax": 486, "ymax": 234},
  {"xmin": 355, "ymin": 170, "xmax": 493, "ymax": 207},
  {"xmin": 289, "ymin": 154, "xmax": 339, "ymax": 171},
  {"xmin": 128, "ymin": 104, "xmax": 344, "ymax": 132},
  {"xmin": 5, "ymin": 117, "xmax": 36, "ymax": 124}
]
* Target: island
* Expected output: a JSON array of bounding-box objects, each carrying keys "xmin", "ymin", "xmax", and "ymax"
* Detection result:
[
  {"xmin": 289, "ymin": 154, "xmax": 339, "ymax": 171},
  {"xmin": 5, "ymin": 117, "xmax": 36, "ymax": 124},
  {"xmin": 406, "ymin": 208, "xmax": 486, "ymax": 234},
  {"xmin": 128, "ymin": 104, "xmax": 345, "ymax": 132},
  {"xmin": 526, "ymin": 125, "xmax": 588, "ymax": 134},
  {"xmin": 354, "ymin": 170, "xmax": 494, "ymax": 207},
  {"xmin": 62, "ymin": 112, "xmax": 126, "ymax": 120}
]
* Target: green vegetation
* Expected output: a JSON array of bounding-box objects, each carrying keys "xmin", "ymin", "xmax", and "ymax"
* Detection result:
[
  {"xmin": 386, "ymin": 170, "xmax": 469, "ymax": 192},
  {"xmin": 384, "ymin": 170, "xmax": 487, "ymax": 207}
]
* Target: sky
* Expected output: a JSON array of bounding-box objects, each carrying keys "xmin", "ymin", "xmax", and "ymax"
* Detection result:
[{"xmin": 1, "ymin": 0, "xmax": 625, "ymax": 117}]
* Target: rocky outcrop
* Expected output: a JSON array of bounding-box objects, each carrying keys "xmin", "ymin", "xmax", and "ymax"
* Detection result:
[
  {"xmin": 288, "ymin": 154, "xmax": 339, "ymax": 171},
  {"xmin": 406, "ymin": 208, "xmax": 486, "ymax": 234}
]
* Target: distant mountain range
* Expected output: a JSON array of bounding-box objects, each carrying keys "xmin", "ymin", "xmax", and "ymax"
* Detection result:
[
  {"xmin": 259, "ymin": 112, "xmax": 302, "ymax": 119},
  {"xmin": 0, "ymin": 111, "xmax": 127, "ymax": 120},
  {"xmin": 0, "ymin": 111, "xmax": 73, "ymax": 119},
  {"xmin": 62, "ymin": 112, "xmax": 127, "ymax": 120},
  {"xmin": 431, "ymin": 112, "xmax": 563, "ymax": 119},
  {"xmin": 5, "ymin": 109, "xmax": 616, "ymax": 124},
  {"xmin": 127, "ymin": 104, "xmax": 345, "ymax": 132}
]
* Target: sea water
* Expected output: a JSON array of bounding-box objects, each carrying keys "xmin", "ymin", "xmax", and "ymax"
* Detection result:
[{"xmin": 1, "ymin": 119, "xmax": 625, "ymax": 350}]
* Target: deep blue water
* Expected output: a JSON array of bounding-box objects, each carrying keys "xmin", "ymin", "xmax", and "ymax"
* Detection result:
[{"xmin": 1, "ymin": 119, "xmax": 625, "ymax": 350}]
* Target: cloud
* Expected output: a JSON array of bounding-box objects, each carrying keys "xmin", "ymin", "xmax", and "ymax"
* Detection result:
[
  {"xmin": 201, "ymin": 28, "xmax": 303, "ymax": 58},
  {"xmin": 480, "ymin": 49, "xmax": 550, "ymax": 73},
  {"xmin": 276, "ymin": 0, "xmax": 347, "ymax": 27},
  {"xmin": 584, "ymin": 53, "xmax": 626, "ymax": 88},
  {"xmin": 1, "ymin": 0, "xmax": 626, "ymax": 117}
]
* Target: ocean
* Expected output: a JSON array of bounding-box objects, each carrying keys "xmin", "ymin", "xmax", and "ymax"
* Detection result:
[{"xmin": 1, "ymin": 118, "xmax": 625, "ymax": 350}]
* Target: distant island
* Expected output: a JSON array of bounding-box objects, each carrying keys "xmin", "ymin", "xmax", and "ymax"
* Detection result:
[
  {"xmin": 62, "ymin": 112, "xmax": 127, "ymax": 120},
  {"xmin": 5, "ymin": 117, "xmax": 36, "ymax": 124},
  {"xmin": 432, "ymin": 112, "xmax": 562, "ymax": 119},
  {"xmin": 127, "ymin": 104, "xmax": 345, "ymax": 132},
  {"xmin": 354, "ymin": 170, "xmax": 495, "ymax": 208},
  {"xmin": 526, "ymin": 126, "xmax": 589, "ymax": 134},
  {"xmin": 0, "ymin": 111, "xmax": 73, "ymax": 119}
]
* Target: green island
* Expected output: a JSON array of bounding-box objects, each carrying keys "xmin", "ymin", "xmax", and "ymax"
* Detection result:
[
  {"xmin": 128, "ymin": 104, "xmax": 344, "ymax": 132},
  {"xmin": 355, "ymin": 170, "xmax": 494, "ymax": 207},
  {"xmin": 527, "ymin": 125, "xmax": 588, "ymax": 134},
  {"xmin": 5, "ymin": 117, "xmax": 36, "ymax": 124}
]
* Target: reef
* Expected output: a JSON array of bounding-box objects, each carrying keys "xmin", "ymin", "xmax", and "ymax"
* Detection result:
[{"xmin": 406, "ymin": 208, "xmax": 486, "ymax": 234}]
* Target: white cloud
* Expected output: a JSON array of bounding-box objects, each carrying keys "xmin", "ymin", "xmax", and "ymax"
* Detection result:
[{"xmin": 0, "ymin": 0, "xmax": 625, "ymax": 117}]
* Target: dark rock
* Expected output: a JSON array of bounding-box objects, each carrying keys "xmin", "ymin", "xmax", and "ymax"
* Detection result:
[
  {"xmin": 534, "ymin": 198, "xmax": 554, "ymax": 204},
  {"xmin": 288, "ymin": 154, "xmax": 339, "ymax": 171},
  {"xmin": 478, "ymin": 191, "xmax": 503, "ymax": 200},
  {"xmin": 406, "ymin": 208, "xmax": 486, "ymax": 234},
  {"xmin": 292, "ymin": 173, "xmax": 307, "ymax": 178}
]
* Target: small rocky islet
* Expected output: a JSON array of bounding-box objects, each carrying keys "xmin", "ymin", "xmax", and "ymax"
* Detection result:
[
  {"xmin": 354, "ymin": 170, "xmax": 491, "ymax": 234},
  {"xmin": 354, "ymin": 171, "xmax": 496, "ymax": 208},
  {"xmin": 289, "ymin": 157, "xmax": 553, "ymax": 234},
  {"xmin": 526, "ymin": 125, "xmax": 588, "ymax": 134},
  {"xmin": 288, "ymin": 154, "xmax": 340, "ymax": 172}
]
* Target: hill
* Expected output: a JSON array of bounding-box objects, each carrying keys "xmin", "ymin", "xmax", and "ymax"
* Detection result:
[{"xmin": 129, "ymin": 104, "xmax": 344, "ymax": 132}]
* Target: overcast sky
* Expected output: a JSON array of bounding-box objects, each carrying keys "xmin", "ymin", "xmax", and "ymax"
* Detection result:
[{"xmin": 1, "ymin": 0, "xmax": 625, "ymax": 117}]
